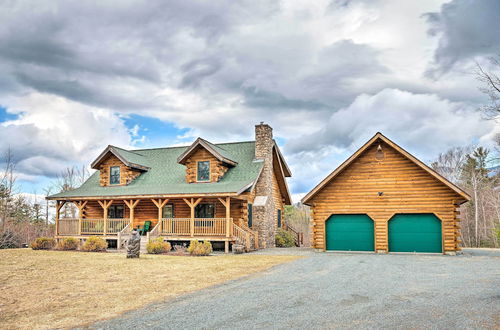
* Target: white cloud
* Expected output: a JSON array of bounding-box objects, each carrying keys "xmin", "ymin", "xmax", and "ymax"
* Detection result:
[
  {"xmin": 1, "ymin": 93, "xmax": 131, "ymax": 177},
  {"xmin": 288, "ymin": 88, "xmax": 495, "ymax": 157}
]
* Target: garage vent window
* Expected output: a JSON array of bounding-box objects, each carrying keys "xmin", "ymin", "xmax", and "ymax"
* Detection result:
[{"xmin": 375, "ymin": 144, "xmax": 385, "ymax": 161}]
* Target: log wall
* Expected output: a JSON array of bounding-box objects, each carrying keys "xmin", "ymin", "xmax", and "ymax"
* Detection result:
[
  {"xmin": 184, "ymin": 147, "xmax": 228, "ymax": 183},
  {"xmin": 99, "ymin": 154, "xmax": 142, "ymax": 186},
  {"xmin": 272, "ymin": 168, "xmax": 284, "ymax": 227}
]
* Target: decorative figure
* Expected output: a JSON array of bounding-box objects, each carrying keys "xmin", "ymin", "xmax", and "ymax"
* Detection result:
[{"xmin": 127, "ymin": 230, "xmax": 141, "ymax": 258}]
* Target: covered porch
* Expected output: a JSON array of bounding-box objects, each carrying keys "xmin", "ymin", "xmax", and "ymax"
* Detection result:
[{"xmin": 55, "ymin": 196, "xmax": 258, "ymax": 252}]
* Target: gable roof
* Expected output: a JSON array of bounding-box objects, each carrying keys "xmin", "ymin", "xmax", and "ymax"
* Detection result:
[
  {"xmin": 302, "ymin": 132, "xmax": 471, "ymax": 205},
  {"xmin": 49, "ymin": 141, "xmax": 263, "ymax": 199},
  {"xmin": 90, "ymin": 145, "xmax": 150, "ymax": 171},
  {"xmin": 273, "ymin": 146, "xmax": 292, "ymax": 204},
  {"xmin": 273, "ymin": 141, "xmax": 292, "ymax": 177},
  {"xmin": 177, "ymin": 138, "xmax": 238, "ymax": 166}
]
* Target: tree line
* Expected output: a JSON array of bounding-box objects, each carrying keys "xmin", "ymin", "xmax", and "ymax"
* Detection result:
[
  {"xmin": 432, "ymin": 146, "xmax": 499, "ymax": 247},
  {"xmin": 0, "ymin": 149, "xmax": 89, "ymax": 248}
]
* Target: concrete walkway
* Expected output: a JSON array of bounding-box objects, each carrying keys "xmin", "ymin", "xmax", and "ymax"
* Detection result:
[{"xmin": 91, "ymin": 248, "xmax": 500, "ymax": 329}]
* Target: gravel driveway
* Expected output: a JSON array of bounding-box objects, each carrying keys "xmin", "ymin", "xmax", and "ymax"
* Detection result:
[{"xmin": 92, "ymin": 249, "xmax": 500, "ymax": 329}]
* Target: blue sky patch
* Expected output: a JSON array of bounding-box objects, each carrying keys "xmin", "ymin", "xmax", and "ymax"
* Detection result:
[
  {"xmin": 0, "ymin": 106, "xmax": 19, "ymax": 122},
  {"xmin": 122, "ymin": 114, "xmax": 191, "ymax": 149}
]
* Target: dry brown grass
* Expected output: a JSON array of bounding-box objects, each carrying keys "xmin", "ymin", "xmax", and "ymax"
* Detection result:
[{"xmin": 0, "ymin": 249, "xmax": 299, "ymax": 329}]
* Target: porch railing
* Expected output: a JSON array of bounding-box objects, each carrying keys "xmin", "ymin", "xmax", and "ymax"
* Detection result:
[
  {"xmin": 232, "ymin": 223, "xmax": 259, "ymax": 251},
  {"xmin": 81, "ymin": 218, "xmax": 105, "ymax": 234},
  {"xmin": 160, "ymin": 218, "xmax": 231, "ymax": 237},
  {"xmin": 147, "ymin": 222, "xmax": 161, "ymax": 241},
  {"xmin": 107, "ymin": 218, "xmax": 129, "ymax": 233},
  {"xmin": 58, "ymin": 218, "xmax": 130, "ymax": 235},
  {"xmin": 161, "ymin": 218, "xmax": 191, "ymax": 235},
  {"xmin": 58, "ymin": 218, "xmax": 79, "ymax": 235},
  {"xmin": 58, "ymin": 217, "xmax": 240, "ymax": 239}
]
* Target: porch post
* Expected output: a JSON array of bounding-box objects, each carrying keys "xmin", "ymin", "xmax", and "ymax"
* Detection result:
[
  {"xmin": 151, "ymin": 199, "xmax": 168, "ymax": 234},
  {"xmin": 190, "ymin": 199, "xmax": 195, "ymax": 237},
  {"xmin": 98, "ymin": 200, "xmax": 113, "ymax": 235},
  {"xmin": 76, "ymin": 201, "xmax": 87, "ymax": 236},
  {"xmin": 184, "ymin": 198, "xmax": 202, "ymax": 238},
  {"xmin": 124, "ymin": 200, "xmax": 140, "ymax": 230},
  {"xmin": 55, "ymin": 201, "xmax": 65, "ymax": 236},
  {"xmin": 226, "ymin": 197, "xmax": 231, "ymax": 238},
  {"xmin": 218, "ymin": 197, "xmax": 231, "ymax": 253}
]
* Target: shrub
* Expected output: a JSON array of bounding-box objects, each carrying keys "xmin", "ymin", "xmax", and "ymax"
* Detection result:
[
  {"xmin": 187, "ymin": 240, "xmax": 212, "ymax": 256},
  {"xmin": 146, "ymin": 238, "xmax": 171, "ymax": 254},
  {"xmin": 0, "ymin": 229, "xmax": 22, "ymax": 249},
  {"xmin": 81, "ymin": 236, "xmax": 107, "ymax": 252},
  {"xmin": 30, "ymin": 237, "xmax": 56, "ymax": 250},
  {"xmin": 275, "ymin": 229, "xmax": 296, "ymax": 247},
  {"xmin": 57, "ymin": 237, "xmax": 79, "ymax": 251}
]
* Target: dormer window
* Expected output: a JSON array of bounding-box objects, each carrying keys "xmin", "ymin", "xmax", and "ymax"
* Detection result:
[
  {"xmin": 110, "ymin": 166, "xmax": 121, "ymax": 185},
  {"xmin": 197, "ymin": 161, "xmax": 210, "ymax": 182}
]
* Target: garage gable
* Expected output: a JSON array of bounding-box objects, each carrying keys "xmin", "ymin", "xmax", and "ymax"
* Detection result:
[{"xmin": 302, "ymin": 132, "xmax": 471, "ymax": 205}]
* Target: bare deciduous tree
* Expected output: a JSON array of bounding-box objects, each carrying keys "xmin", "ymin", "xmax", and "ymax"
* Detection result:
[
  {"xmin": 0, "ymin": 148, "xmax": 16, "ymax": 231},
  {"xmin": 431, "ymin": 146, "xmax": 472, "ymax": 184},
  {"xmin": 475, "ymin": 55, "xmax": 500, "ymax": 119},
  {"xmin": 56, "ymin": 166, "xmax": 90, "ymax": 218}
]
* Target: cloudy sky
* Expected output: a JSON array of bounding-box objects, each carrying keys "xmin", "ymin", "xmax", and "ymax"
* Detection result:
[{"xmin": 0, "ymin": 0, "xmax": 499, "ymax": 201}]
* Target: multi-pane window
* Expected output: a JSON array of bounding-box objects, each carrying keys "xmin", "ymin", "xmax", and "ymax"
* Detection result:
[
  {"xmin": 197, "ymin": 161, "xmax": 210, "ymax": 182},
  {"xmin": 108, "ymin": 205, "xmax": 124, "ymax": 218},
  {"xmin": 162, "ymin": 204, "xmax": 174, "ymax": 218},
  {"xmin": 195, "ymin": 203, "xmax": 215, "ymax": 218},
  {"xmin": 110, "ymin": 166, "xmax": 120, "ymax": 185}
]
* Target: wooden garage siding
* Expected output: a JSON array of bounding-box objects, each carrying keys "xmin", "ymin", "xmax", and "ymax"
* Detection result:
[{"xmin": 309, "ymin": 141, "xmax": 463, "ymax": 253}]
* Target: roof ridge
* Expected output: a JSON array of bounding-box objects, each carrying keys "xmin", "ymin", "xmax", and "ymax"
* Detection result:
[
  {"xmin": 130, "ymin": 140, "xmax": 255, "ymax": 152},
  {"xmin": 110, "ymin": 145, "xmax": 145, "ymax": 156},
  {"xmin": 201, "ymin": 138, "xmax": 229, "ymax": 151}
]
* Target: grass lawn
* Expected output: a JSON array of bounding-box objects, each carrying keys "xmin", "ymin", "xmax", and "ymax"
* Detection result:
[{"xmin": 0, "ymin": 249, "xmax": 300, "ymax": 329}]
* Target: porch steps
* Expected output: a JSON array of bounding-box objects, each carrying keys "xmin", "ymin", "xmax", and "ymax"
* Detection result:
[{"xmin": 140, "ymin": 236, "xmax": 148, "ymax": 254}]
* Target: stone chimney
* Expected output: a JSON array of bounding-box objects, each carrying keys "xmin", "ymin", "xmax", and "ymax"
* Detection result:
[
  {"xmin": 255, "ymin": 122, "xmax": 273, "ymax": 160},
  {"xmin": 253, "ymin": 122, "xmax": 276, "ymax": 248}
]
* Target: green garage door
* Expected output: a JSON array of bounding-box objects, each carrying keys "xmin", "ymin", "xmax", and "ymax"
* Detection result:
[
  {"xmin": 388, "ymin": 214, "xmax": 442, "ymax": 253},
  {"xmin": 325, "ymin": 214, "xmax": 374, "ymax": 251}
]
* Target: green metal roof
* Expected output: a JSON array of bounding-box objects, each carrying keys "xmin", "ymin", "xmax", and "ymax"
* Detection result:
[
  {"xmin": 112, "ymin": 146, "xmax": 151, "ymax": 168},
  {"xmin": 50, "ymin": 141, "xmax": 263, "ymax": 199},
  {"xmin": 202, "ymin": 139, "xmax": 237, "ymax": 164}
]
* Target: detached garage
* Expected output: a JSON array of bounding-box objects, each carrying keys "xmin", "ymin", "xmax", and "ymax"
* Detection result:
[{"xmin": 302, "ymin": 133, "xmax": 470, "ymax": 255}]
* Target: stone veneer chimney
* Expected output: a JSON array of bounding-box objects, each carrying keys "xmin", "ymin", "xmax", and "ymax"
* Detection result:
[{"xmin": 253, "ymin": 122, "xmax": 276, "ymax": 248}]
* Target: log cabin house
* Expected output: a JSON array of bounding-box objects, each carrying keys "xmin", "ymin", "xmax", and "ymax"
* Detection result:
[
  {"xmin": 302, "ymin": 132, "xmax": 470, "ymax": 255},
  {"xmin": 47, "ymin": 123, "xmax": 292, "ymax": 253}
]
